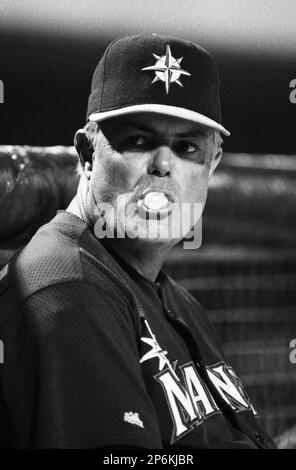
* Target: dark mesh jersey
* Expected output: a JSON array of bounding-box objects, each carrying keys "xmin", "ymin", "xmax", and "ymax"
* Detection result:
[{"xmin": 0, "ymin": 211, "xmax": 276, "ymax": 449}]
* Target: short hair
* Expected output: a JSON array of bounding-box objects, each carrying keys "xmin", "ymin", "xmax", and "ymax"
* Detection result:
[
  {"xmin": 84, "ymin": 120, "xmax": 99, "ymax": 147},
  {"xmin": 214, "ymin": 129, "xmax": 223, "ymax": 148}
]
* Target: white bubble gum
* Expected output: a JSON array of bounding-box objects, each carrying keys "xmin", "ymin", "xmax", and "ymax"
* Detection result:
[{"xmin": 143, "ymin": 192, "xmax": 169, "ymax": 210}]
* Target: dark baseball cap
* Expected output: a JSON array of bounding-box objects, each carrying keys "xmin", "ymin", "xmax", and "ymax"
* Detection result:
[{"xmin": 87, "ymin": 33, "xmax": 230, "ymax": 136}]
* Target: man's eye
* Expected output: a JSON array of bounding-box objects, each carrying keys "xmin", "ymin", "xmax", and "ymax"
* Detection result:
[
  {"xmin": 128, "ymin": 136, "xmax": 147, "ymax": 147},
  {"xmin": 175, "ymin": 141, "xmax": 197, "ymax": 154}
]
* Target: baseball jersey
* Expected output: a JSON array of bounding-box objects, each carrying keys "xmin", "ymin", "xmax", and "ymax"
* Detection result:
[{"xmin": 0, "ymin": 210, "xmax": 276, "ymax": 449}]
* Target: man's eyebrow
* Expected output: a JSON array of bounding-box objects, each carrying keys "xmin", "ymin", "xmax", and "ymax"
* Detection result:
[
  {"xmin": 121, "ymin": 121, "xmax": 157, "ymax": 133},
  {"xmin": 121, "ymin": 121, "xmax": 209, "ymax": 138},
  {"xmin": 176, "ymin": 129, "xmax": 209, "ymax": 138}
]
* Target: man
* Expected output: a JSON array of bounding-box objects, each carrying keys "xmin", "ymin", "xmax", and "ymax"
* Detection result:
[{"xmin": 0, "ymin": 33, "xmax": 276, "ymax": 448}]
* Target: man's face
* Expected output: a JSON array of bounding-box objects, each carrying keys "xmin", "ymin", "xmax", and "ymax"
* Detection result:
[{"xmin": 87, "ymin": 112, "xmax": 220, "ymax": 246}]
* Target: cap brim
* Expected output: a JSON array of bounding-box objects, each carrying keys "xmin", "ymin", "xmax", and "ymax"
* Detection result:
[{"xmin": 88, "ymin": 104, "xmax": 230, "ymax": 136}]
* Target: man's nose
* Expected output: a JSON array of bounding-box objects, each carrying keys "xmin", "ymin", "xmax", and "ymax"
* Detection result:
[{"xmin": 147, "ymin": 145, "xmax": 172, "ymax": 177}]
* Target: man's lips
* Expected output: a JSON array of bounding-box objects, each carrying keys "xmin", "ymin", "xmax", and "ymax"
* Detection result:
[
  {"xmin": 136, "ymin": 187, "xmax": 176, "ymax": 203},
  {"xmin": 135, "ymin": 188, "xmax": 176, "ymax": 219}
]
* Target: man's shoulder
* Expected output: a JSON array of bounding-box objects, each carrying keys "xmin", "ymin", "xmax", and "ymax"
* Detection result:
[
  {"xmin": 11, "ymin": 216, "xmax": 82, "ymax": 299},
  {"xmin": 10, "ymin": 211, "xmax": 120, "ymax": 303}
]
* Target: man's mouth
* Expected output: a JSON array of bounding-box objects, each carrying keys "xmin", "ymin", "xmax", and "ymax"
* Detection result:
[{"xmin": 136, "ymin": 189, "xmax": 175, "ymax": 220}]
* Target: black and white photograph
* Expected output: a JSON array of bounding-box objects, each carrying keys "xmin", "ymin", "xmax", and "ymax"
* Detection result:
[{"xmin": 0, "ymin": 0, "xmax": 295, "ymax": 453}]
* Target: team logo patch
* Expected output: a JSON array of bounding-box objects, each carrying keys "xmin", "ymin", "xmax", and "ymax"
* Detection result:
[
  {"xmin": 124, "ymin": 411, "xmax": 144, "ymax": 428},
  {"xmin": 141, "ymin": 44, "xmax": 191, "ymax": 94},
  {"xmin": 139, "ymin": 320, "xmax": 257, "ymax": 444},
  {"xmin": 140, "ymin": 319, "xmax": 179, "ymax": 380}
]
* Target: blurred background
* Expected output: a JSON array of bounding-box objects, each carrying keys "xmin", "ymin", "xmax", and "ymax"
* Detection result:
[
  {"xmin": 1, "ymin": 0, "xmax": 296, "ymax": 152},
  {"xmin": 0, "ymin": 0, "xmax": 295, "ymax": 447}
]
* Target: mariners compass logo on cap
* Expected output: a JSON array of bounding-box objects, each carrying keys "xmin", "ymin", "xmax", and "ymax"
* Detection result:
[{"xmin": 141, "ymin": 45, "xmax": 191, "ymax": 94}]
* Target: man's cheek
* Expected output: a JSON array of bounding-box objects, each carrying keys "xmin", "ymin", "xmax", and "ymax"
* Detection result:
[
  {"xmin": 102, "ymin": 163, "xmax": 131, "ymax": 191},
  {"xmin": 187, "ymin": 175, "xmax": 207, "ymax": 202}
]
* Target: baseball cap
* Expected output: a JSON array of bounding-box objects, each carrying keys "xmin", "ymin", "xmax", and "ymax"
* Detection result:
[{"xmin": 87, "ymin": 33, "xmax": 230, "ymax": 136}]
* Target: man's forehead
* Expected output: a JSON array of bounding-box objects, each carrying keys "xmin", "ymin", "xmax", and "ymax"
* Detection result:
[{"xmin": 100, "ymin": 112, "xmax": 212, "ymax": 138}]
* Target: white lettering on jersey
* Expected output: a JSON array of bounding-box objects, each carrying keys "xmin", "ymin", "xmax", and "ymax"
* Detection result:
[
  {"xmin": 155, "ymin": 362, "xmax": 220, "ymax": 443},
  {"xmin": 156, "ymin": 370, "xmax": 199, "ymax": 440},
  {"xmin": 181, "ymin": 363, "xmax": 219, "ymax": 418},
  {"xmin": 139, "ymin": 321, "xmax": 256, "ymax": 443},
  {"xmin": 207, "ymin": 364, "xmax": 250, "ymax": 411},
  {"xmin": 227, "ymin": 366, "xmax": 258, "ymax": 415}
]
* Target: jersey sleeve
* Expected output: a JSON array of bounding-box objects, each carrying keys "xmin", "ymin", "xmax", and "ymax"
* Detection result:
[{"xmin": 17, "ymin": 280, "xmax": 163, "ymax": 449}]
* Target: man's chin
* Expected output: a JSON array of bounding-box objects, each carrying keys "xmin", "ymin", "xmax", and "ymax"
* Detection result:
[{"xmin": 123, "ymin": 219, "xmax": 183, "ymax": 244}]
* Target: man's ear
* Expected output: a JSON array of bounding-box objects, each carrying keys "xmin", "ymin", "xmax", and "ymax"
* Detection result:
[
  {"xmin": 74, "ymin": 129, "xmax": 94, "ymax": 172},
  {"xmin": 209, "ymin": 147, "xmax": 223, "ymax": 177}
]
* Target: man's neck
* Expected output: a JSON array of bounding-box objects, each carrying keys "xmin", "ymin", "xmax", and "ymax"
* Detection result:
[
  {"xmin": 101, "ymin": 238, "xmax": 172, "ymax": 282},
  {"xmin": 67, "ymin": 193, "xmax": 92, "ymax": 227}
]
